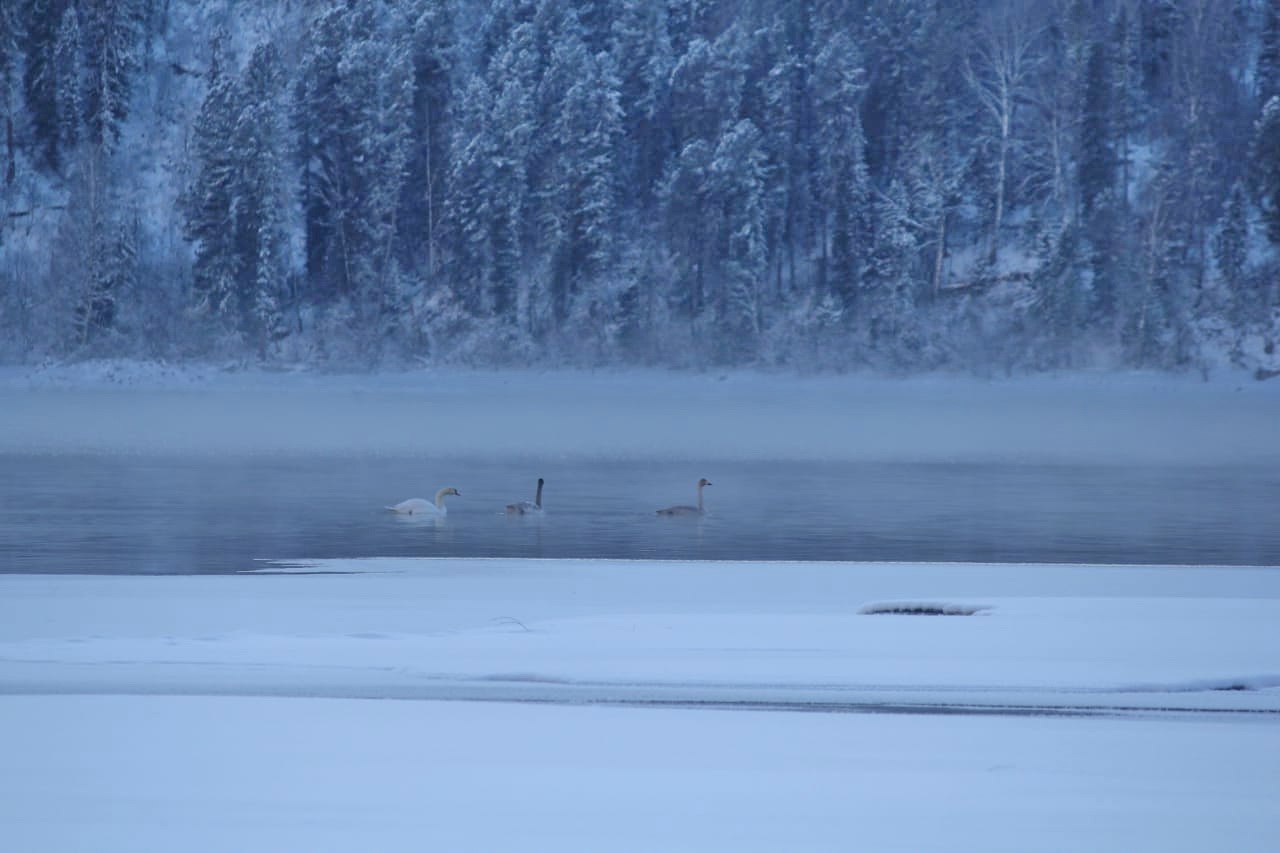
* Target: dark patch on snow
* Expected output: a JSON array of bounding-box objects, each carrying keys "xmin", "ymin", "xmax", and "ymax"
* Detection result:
[{"xmin": 858, "ymin": 602, "xmax": 991, "ymax": 616}]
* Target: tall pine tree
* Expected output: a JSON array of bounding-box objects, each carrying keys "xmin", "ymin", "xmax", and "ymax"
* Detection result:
[{"xmin": 21, "ymin": 0, "xmax": 70, "ymax": 171}]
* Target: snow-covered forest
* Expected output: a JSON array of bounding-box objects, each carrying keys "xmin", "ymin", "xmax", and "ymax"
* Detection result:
[{"xmin": 1, "ymin": 0, "xmax": 1278, "ymax": 372}]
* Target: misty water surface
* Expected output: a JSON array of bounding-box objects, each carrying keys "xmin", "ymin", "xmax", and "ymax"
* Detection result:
[{"xmin": 3, "ymin": 454, "xmax": 1278, "ymax": 573}]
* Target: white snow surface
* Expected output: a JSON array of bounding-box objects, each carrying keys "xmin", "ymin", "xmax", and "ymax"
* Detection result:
[
  {"xmin": 2, "ymin": 360, "xmax": 1278, "ymax": 463},
  {"xmin": 5, "ymin": 694, "xmax": 1277, "ymax": 853},
  {"xmin": 2, "ymin": 559, "xmax": 1279, "ymax": 851},
  {"xmin": 4, "ymin": 558, "xmax": 1278, "ymax": 710}
]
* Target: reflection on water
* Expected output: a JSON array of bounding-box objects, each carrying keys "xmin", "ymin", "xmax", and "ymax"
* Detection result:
[
  {"xmin": 2, "ymin": 454, "xmax": 1278, "ymax": 573},
  {"xmin": 390, "ymin": 513, "xmax": 450, "ymax": 529}
]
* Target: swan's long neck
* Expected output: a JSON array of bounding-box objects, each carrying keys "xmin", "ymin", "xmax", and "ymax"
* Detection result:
[
  {"xmin": 434, "ymin": 488, "xmax": 449, "ymax": 508},
  {"xmin": 534, "ymin": 480, "xmax": 543, "ymax": 508},
  {"xmin": 696, "ymin": 481, "xmax": 705, "ymax": 512}
]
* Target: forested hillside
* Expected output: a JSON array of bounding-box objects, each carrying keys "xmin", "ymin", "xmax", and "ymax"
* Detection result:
[{"xmin": 1, "ymin": 0, "xmax": 1278, "ymax": 372}]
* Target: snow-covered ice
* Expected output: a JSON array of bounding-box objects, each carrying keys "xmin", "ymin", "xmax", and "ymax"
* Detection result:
[
  {"xmin": 4, "ymin": 559, "xmax": 1280, "ymax": 713},
  {"xmin": 2, "ymin": 558, "xmax": 1279, "ymax": 851},
  {"xmin": 4, "ymin": 694, "xmax": 1278, "ymax": 853}
]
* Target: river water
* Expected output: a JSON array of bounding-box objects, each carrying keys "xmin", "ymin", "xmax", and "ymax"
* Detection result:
[{"xmin": 3, "ymin": 453, "xmax": 1277, "ymax": 573}]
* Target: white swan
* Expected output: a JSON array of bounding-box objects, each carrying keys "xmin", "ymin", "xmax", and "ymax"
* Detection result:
[
  {"xmin": 506, "ymin": 478, "xmax": 544, "ymax": 515},
  {"xmin": 657, "ymin": 478, "xmax": 711, "ymax": 516},
  {"xmin": 386, "ymin": 487, "xmax": 460, "ymax": 516}
]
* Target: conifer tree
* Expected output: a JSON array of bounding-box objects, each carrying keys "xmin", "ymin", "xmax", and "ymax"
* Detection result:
[
  {"xmin": 761, "ymin": 8, "xmax": 816, "ymax": 297},
  {"xmin": 711, "ymin": 119, "xmax": 768, "ymax": 361},
  {"xmin": 54, "ymin": 6, "xmax": 84, "ymax": 156},
  {"xmin": 1079, "ymin": 41, "xmax": 1114, "ymax": 219},
  {"xmin": 660, "ymin": 138, "xmax": 714, "ymax": 321},
  {"xmin": 812, "ymin": 29, "xmax": 869, "ymax": 316},
  {"xmin": 21, "ymin": 0, "xmax": 70, "ymax": 171},
  {"xmin": 400, "ymin": 0, "xmax": 456, "ymax": 275},
  {"xmin": 340, "ymin": 12, "xmax": 415, "ymax": 336},
  {"xmin": 1260, "ymin": 0, "xmax": 1280, "ymax": 106},
  {"xmin": 611, "ymin": 0, "xmax": 675, "ymax": 207},
  {"xmin": 866, "ymin": 176, "xmax": 922, "ymax": 354},
  {"xmin": 233, "ymin": 43, "xmax": 290, "ymax": 357},
  {"xmin": 0, "ymin": 3, "xmax": 16, "ymax": 185},
  {"xmin": 545, "ymin": 43, "xmax": 623, "ymax": 327},
  {"xmin": 1138, "ymin": 0, "xmax": 1179, "ymax": 111},
  {"xmin": 1253, "ymin": 95, "xmax": 1280, "ymax": 246},
  {"xmin": 80, "ymin": 0, "xmax": 142, "ymax": 151},
  {"xmin": 1214, "ymin": 180, "xmax": 1250, "ymax": 324},
  {"xmin": 442, "ymin": 75, "xmax": 494, "ymax": 316},
  {"xmin": 485, "ymin": 74, "xmax": 530, "ymax": 323},
  {"xmin": 1112, "ymin": 5, "xmax": 1141, "ymax": 210},
  {"xmin": 294, "ymin": 2, "xmax": 347, "ymax": 300},
  {"xmin": 1079, "ymin": 38, "xmax": 1121, "ymax": 321},
  {"xmin": 182, "ymin": 40, "xmax": 240, "ymax": 326}
]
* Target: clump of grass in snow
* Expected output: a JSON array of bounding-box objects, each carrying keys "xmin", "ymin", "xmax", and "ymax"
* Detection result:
[{"xmin": 858, "ymin": 602, "xmax": 991, "ymax": 616}]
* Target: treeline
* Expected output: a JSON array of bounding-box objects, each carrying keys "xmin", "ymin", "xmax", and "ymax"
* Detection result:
[{"xmin": 0, "ymin": 0, "xmax": 1278, "ymax": 371}]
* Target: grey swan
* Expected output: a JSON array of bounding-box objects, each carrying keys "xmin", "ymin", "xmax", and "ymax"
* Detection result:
[
  {"xmin": 657, "ymin": 478, "xmax": 711, "ymax": 516},
  {"xmin": 506, "ymin": 478, "xmax": 545, "ymax": 515}
]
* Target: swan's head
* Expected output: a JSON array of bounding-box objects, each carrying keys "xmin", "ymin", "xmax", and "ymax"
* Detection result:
[
  {"xmin": 698, "ymin": 478, "xmax": 712, "ymax": 487},
  {"xmin": 443, "ymin": 487, "xmax": 461, "ymax": 497},
  {"xmin": 537, "ymin": 478, "xmax": 544, "ymax": 487}
]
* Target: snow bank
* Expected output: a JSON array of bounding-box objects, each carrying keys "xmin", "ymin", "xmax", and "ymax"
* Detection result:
[{"xmin": 2, "ymin": 362, "xmax": 1277, "ymax": 463}]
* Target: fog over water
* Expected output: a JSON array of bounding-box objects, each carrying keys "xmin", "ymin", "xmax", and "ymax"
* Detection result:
[
  {"xmin": 3, "ymin": 368, "xmax": 1277, "ymax": 573},
  {"xmin": 4, "ymin": 368, "xmax": 1277, "ymax": 464}
]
